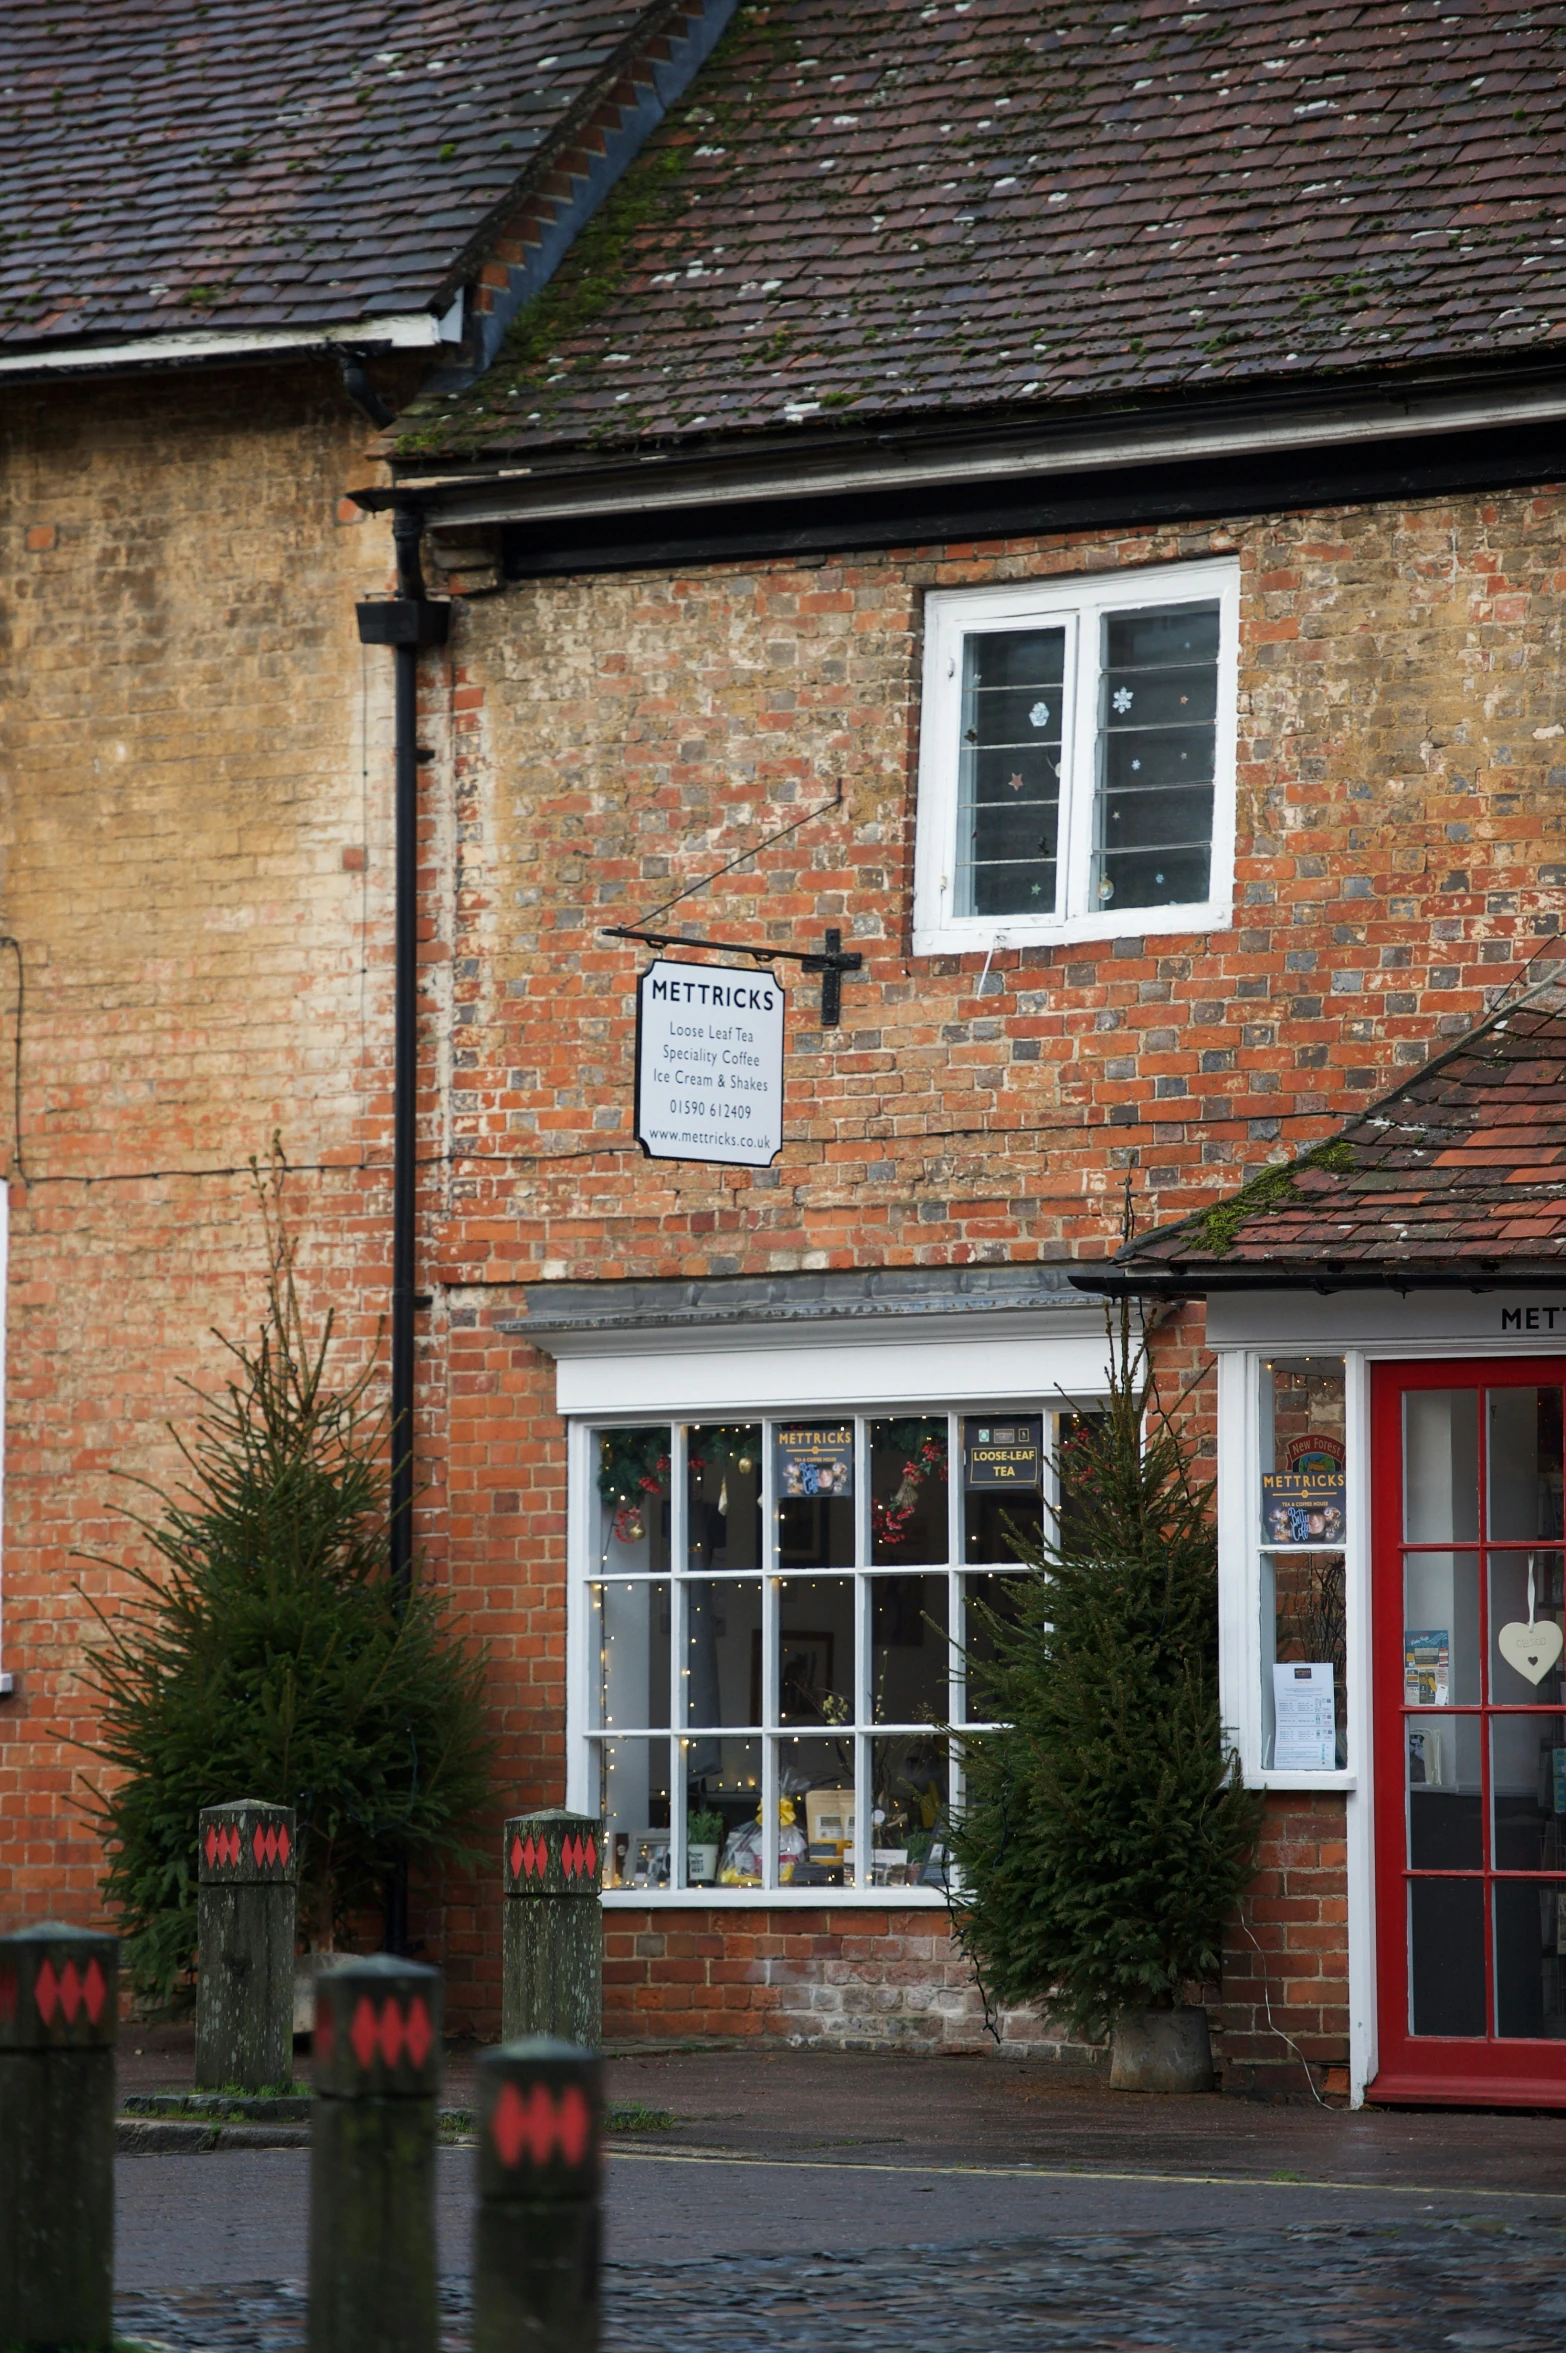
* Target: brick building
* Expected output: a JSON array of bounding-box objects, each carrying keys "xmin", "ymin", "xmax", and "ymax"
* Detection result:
[{"xmin": 7, "ymin": 0, "xmax": 1566, "ymax": 2105}]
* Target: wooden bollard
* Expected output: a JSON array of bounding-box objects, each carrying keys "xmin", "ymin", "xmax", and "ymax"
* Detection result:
[
  {"xmin": 501, "ymin": 1810, "xmax": 603, "ymax": 2047},
  {"xmin": 0, "ymin": 1923, "xmax": 118, "ymax": 2352},
  {"xmin": 472, "ymin": 2038, "xmax": 602, "ymax": 2353},
  {"xmin": 308, "ymin": 1954, "xmax": 441, "ymax": 2353},
  {"xmin": 196, "ymin": 1797, "xmax": 298, "ymax": 2091}
]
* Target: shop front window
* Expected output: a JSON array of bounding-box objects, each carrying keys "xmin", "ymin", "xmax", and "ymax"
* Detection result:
[
  {"xmin": 1259, "ymin": 1357, "xmax": 1348, "ymax": 1771},
  {"xmin": 582, "ymin": 1406, "xmax": 1086, "ymax": 1895}
]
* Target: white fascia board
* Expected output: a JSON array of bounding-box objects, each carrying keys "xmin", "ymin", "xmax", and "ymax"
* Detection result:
[
  {"xmin": 550, "ymin": 1319, "xmax": 1122, "ymax": 1419},
  {"xmin": 0, "ymin": 292, "xmax": 465, "ymax": 378},
  {"xmin": 400, "ymin": 375, "xmax": 1566, "ymax": 529},
  {"xmin": 1205, "ymin": 1288, "xmax": 1566, "ymax": 1350}
]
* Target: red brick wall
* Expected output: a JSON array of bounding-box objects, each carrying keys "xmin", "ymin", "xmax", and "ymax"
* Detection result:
[
  {"xmin": 1220, "ymin": 1794, "xmax": 1350, "ymax": 2103},
  {"xmin": 603, "ymin": 1904, "xmax": 1107, "ymax": 2061}
]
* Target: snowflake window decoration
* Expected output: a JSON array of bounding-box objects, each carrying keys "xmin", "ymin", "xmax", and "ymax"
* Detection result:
[
  {"xmin": 1027, "ymin": 701, "xmax": 1051, "ymax": 728},
  {"xmin": 1112, "ymin": 687, "xmax": 1134, "ymax": 714}
]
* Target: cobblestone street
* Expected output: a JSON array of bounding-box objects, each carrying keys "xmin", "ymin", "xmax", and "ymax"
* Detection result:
[
  {"xmin": 114, "ymin": 2217, "xmax": 1566, "ymax": 2352},
  {"xmin": 109, "ymin": 2048, "xmax": 1566, "ymax": 2350}
]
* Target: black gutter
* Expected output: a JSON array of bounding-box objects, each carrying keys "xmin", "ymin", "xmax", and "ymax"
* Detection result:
[{"xmin": 355, "ymin": 514, "xmax": 450, "ymax": 1955}]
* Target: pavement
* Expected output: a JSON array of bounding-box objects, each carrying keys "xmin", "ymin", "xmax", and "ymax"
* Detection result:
[{"xmin": 111, "ymin": 2036, "xmax": 1566, "ymax": 2348}]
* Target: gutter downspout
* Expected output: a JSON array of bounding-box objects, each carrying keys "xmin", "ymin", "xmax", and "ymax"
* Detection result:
[{"xmin": 356, "ymin": 511, "xmax": 450, "ymax": 1953}]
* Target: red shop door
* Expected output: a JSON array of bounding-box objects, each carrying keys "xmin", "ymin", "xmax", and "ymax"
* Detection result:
[{"xmin": 1372, "ymin": 1358, "xmax": 1566, "ymax": 2104}]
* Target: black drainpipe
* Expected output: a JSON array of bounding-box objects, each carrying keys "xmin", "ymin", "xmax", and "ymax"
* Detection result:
[{"xmin": 356, "ymin": 507, "xmax": 449, "ymax": 1954}]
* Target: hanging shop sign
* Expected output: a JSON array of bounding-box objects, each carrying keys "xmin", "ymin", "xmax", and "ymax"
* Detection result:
[
  {"xmin": 962, "ymin": 1417, "xmax": 1043, "ymax": 1490},
  {"xmin": 634, "ymin": 959, "xmax": 785, "ymax": 1169}
]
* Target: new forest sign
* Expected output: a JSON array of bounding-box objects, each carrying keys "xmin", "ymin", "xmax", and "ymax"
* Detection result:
[{"xmin": 634, "ymin": 959, "xmax": 785, "ymax": 1168}]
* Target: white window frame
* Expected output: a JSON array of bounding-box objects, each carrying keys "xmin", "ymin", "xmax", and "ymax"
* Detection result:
[
  {"xmin": 568, "ymin": 1399, "xmax": 1102, "ymax": 1907},
  {"xmin": 1215, "ymin": 1347, "xmax": 1366, "ymax": 1799},
  {"xmin": 911, "ymin": 557, "xmax": 1241, "ymax": 956}
]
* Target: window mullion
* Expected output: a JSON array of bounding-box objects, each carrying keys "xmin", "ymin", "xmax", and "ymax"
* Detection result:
[
  {"xmin": 1062, "ymin": 604, "xmax": 1097, "ymax": 922},
  {"xmin": 671, "ymin": 1581, "xmax": 688, "ymax": 1893},
  {"xmin": 762, "ymin": 1564, "xmax": 779, "ymax": 1891},
  {"xmin": 854, "ymin": 1570, "xmax": 870, "ymax": 1891}
]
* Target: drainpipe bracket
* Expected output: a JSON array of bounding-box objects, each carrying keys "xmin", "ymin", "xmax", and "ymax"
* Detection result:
[{"xmin": 355, "ymin": 598, "xmax": 450, "ymax": 649}]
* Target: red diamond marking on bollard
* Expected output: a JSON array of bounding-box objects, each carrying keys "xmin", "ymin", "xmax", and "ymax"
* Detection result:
[
  {"xmin": 585, "ymin": 1834, "xmax": 598, "ymax": 1880},
  {"xmin": 523, "ymin": 2083, "xmax": 558, "ymax": 2166},
  {"xmin": 315, "ymin": 2003, "xmax": 335, "ymax": 2065},
  {"xmin": 509, "ymin": 1833, "xmax": 523, "ymax": 1881},
  {"xmin": 253, "ymin": 1823, "xmax": 267, "ymax": 1867},
  {"xmin": 278, "ymin": 1823, "xmax": 291, "ymax": 1867},
  {"xmin": 557, "ymin": 2084, "xmax": 592, "ymax": 2167},
  {"xmin": 563, "ymin": 1835, "xmax": 579, "ymax": 1878},
  {"xmin": 404, "ymin": 1996, "xmax": 432, "ymax": 2070},
  {"xmin": 58, "ymin": 1959, "xmax": 82, "ymax": 2023},
  {"xmin": 0, "ymin": 1969, "xmax": 16, "ymax": 2025},
  {"xmin": 490, "ymin": 2080, "xmax": 527, "ymax": 2168},
  {"xmin": 83, "ymin": 1957, "xmax": 107, "ymax": 2024},
  {"xmin": 349, "ymin": 1996, "xmax": 379, "ymax": 2070},
  {"xmin": 377, "ymin": 1999, "xmax": 405, "ymax": 2068},
  {"xmin": 225, "ymin": 1825, "xmax": 241, "ymax": 1867},
  {"xmin": 34, "ymin": 1958, "xmax": 58, "ymax": 2025},
  {"xmin": 204, "ymin": 1824, "xmax": 219, "ymax": 1868}
]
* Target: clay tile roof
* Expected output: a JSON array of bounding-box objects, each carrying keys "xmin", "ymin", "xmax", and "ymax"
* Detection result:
[
  {"xmin": 1, "ymin": 0, "xmax": 656, "ymax": 350},
  {"xmin": 1114, "ymin": 985, "xmax": 1566, "ymax": 1287},
  {"xmin": 410, "ymin": 0, "xmax": 1566, "ymax": 464}
]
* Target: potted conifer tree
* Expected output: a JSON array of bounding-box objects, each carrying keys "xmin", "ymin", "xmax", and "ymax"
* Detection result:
[{"xmin": 950, "ymin": 1316, "xmax": 1261, "ymax": 2091}]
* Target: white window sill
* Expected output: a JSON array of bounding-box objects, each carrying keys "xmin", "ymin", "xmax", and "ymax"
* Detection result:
[
  {"xmin": 1243, "ymin": 1772, "xmax": 1357, "ymax": 1794},
  {"xmin": 911, "ymin": 902, "xmax": 1233, "ymax": 959},
  {"xmin": 602, "ymin": 1885, "xmax": 953, "ymax": 1908}
]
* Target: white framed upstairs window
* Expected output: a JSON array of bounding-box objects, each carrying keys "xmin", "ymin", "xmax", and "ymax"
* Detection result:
[{"xmin": 912, "ymin": 558, "xmax": 1240, "ymax": 954}]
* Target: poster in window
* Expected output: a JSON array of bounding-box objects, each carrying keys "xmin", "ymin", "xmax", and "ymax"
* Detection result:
[
  {"xmin": 1261, "ymin": 1432, "xmax": 1345, "ymax": 1544},
  {"xmin": 776, "ymin": 1424, "xmax": 854, "ymax": 1500},
  {"xmin": 1272, "ymin": 1661, "xmax": 1336, "ymax": 1771},
  {"xmin": 1403, "ymin": 1628, "xmax": 1450, "ymax": 1708},
  {"xmin": 963, "ymin": 1418, "xmax": 1043, "ymax": 1491}
]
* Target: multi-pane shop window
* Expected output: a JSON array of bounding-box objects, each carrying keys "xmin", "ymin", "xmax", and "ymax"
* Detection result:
[
  {"xmin": 583, "ymin": 1410, "xmax": 1084, "ymax": 1897},
  {"xmin": 912, "ymin": 559, "xmax": 1239, "ymax": 953}
]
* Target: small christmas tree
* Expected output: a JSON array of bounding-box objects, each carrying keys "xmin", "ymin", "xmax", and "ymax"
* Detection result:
[
  {"xmin": 77, "ymin": 1155, "xmax": 495, "ymax": 1999},
  {"xmin": 950, "ymin": 1314, "xmax": 1261, "ymax": 2042}
]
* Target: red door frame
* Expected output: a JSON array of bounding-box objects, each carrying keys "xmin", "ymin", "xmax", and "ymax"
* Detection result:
[{"xmin": 1371, "ymin": 1355, "xmax": 1566, "ymax": 2106}]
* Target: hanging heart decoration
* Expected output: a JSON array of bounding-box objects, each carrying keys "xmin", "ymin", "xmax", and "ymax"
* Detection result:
[{"xmin": 1498, "ymin": 1617, "xmax": 1564, "ymax": 1685}]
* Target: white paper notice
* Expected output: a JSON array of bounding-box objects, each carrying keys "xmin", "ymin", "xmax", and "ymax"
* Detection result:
[
  {"xmin": 1272, "ymin": 1661, "xmax": 1337, "ymax": 1772},
  {"xmin": 634, "ymin": 958, "xmax": 785, "ymax": 1169}
]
